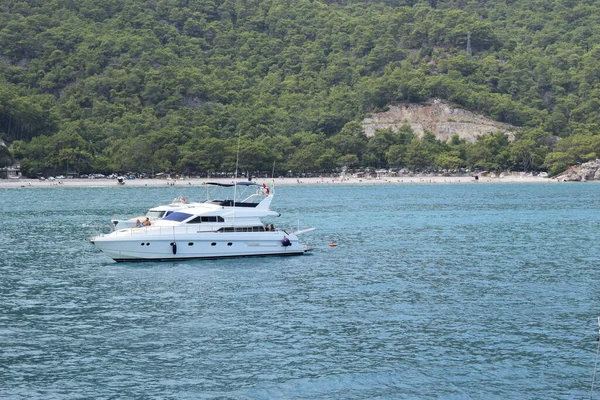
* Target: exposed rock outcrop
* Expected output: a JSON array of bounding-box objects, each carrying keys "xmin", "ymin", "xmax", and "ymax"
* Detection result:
[
  {"xmin": 555, "ymin": 160, "xmax": 600, "ymax": 181},
  {"xmin": 362, "ymin": 99, "xmax": 517, "ymax": 143}
]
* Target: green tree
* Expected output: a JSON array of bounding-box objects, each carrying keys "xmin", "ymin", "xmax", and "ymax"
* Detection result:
[
  {"xmin": 434, "ymin": 151, "xmax": 463, "ymax": 171},
  {"xmin": 465, "ymin": 132, "xmax": 511, "ymax": 171},
  {"xmin": 405, "ymin": 138, "xmax": 433, "ymax": 171}
]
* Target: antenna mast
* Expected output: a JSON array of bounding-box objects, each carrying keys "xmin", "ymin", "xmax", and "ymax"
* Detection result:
[
  {"xmin": 233, "ymin": 135, "xmax": 241, "ymax": 226},
  {"xmin": 591, "ymin": 317, "xmax": 600, "ymax": 399},
  {"xmin": 271, "ymin": 160, "xmax": 276, "ymax": 194}
]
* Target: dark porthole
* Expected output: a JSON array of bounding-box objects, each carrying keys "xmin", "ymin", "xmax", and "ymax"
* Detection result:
[
  {"xmin": 188, "ymin": 242, "xmax": 194, "ymax": 246},
  {"xmin": 141, "ymin": 243, "xmax": 145, "ymax": 246},
  {"xmin": 227, "ymin": 242, "xmax": 233, "ymax": 246},
  {"xmin": 211, "ymin": 242, "xmax": 217, "ymax": 246},
  {"xmin": 146, "ymin": 243, "xmax": 150, "ymax": 246}
]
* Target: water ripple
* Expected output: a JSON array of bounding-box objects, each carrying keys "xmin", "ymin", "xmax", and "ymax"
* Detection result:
[{"xmin": 1, "ymin": 183, "xmax": 599, "ymax": 399}]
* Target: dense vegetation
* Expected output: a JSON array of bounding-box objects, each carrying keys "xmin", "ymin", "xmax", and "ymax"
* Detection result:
[{"xmin": 2, "ymin": 0, "xmax": 600, "ymax": 177}]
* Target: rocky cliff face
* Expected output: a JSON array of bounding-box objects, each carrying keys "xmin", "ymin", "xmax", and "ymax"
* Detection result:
[
  {"xmin": 362, "ymin": 99, "xmax": 517, "ymax": 142},
  {"xmin": 555, "ymin": 160, "xmax": 600, "ymax": 181}
]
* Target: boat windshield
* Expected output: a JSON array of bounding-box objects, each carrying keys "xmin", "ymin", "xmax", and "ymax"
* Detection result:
[
  {"xmin": 162, "ymin": 212, "xmax": 193, "ymax": 222},
  {"xmin": 145, "ymin": 210, "xmax": 166, "ymax": 218}
]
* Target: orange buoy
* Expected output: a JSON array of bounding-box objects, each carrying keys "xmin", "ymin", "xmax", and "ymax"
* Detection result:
[{"xmin": 328, "ymin": 243, "xmax": 338, "ymax": 247}]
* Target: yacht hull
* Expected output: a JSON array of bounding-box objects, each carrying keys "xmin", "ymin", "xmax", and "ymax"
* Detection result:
[{"xmin": 90, "ymin": 230, "xmax": 307, "ymax": 262}]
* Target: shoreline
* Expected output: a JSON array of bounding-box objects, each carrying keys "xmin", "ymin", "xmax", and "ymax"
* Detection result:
[{"xmin": 0, "ymin": 175, "xmax": 565, "ymax": 189}]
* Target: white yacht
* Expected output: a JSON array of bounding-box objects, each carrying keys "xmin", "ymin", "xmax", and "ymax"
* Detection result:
[{"xmin": 90, "ymin": 182, "xmax": 313, "ymax": 262}]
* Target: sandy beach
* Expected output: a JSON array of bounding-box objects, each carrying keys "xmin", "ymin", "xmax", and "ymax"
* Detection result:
[{"xmin": 0, "ymin": 174, "xmax": 559, "ymax": 189}]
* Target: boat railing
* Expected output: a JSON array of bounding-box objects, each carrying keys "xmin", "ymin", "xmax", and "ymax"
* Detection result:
[
  {"xmin": 114, "ymin": 226, "xmax": 211, "ymax": 236},
  {"xmin": 112, "ymin": 225, "xmax": 277, "ymax": 236}
]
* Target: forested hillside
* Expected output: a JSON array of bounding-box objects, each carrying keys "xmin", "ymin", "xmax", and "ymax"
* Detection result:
[{"xmin": 2, "ymin": 0, "xmax": 600, "ymax": 177}]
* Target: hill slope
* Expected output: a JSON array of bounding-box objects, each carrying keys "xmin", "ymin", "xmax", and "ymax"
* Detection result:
[
  {"xmin": 2, "ymin": 0, "xmax": 600, "ymax": 176},
  {"xmin": 363, "ymin": 100, "xmax": 517, "ymax": 142}
]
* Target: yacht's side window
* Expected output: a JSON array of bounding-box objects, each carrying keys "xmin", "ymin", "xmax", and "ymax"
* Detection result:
[
  {"xmin": 185, "ymin": 216, "xmax": 225, "ymax": 224},
  {"xmin": 200, "ymin": 216, "xmax": 225, "ymax": 222}
]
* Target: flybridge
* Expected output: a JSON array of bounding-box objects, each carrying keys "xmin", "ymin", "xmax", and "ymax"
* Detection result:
[
  {"xmin": 207, "ymin": 200, "xmax": 259, "ymax": 207},
  {"xmin": 204, "ymin": 181, "xmax": 260, "ymax": 187},
  {"xmin": 201, "ymin": 181, "xmax": 272, "ymax": 207}
]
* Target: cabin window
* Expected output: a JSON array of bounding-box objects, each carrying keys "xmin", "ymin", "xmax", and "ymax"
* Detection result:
[
  {"xmin": 202, "ymin": 216, "xmax": 224, "ymax": 222},
  {"xmin": 188, "ymin": 242, "xmax": 194, "ymax": 246},
  {"xmin": 163, "ymin": 212, "xmax": 193, "ymax": 222},
  {"xmin": 227, "ymin": 242, "xmax": 233, "ymax": 246},
  {"xmin": 211, "ymin": 242, "xmax": 217, "ymax": 246},
  {"xmin": 217, "ymin": 226, "xmax": 265, "ymax": 233},
  {"xmin": 185, "ymin": 216, "xmax": 225, "ymax": 224}
]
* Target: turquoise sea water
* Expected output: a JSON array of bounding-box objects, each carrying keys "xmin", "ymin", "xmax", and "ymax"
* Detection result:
[{"xmin": 1, "ymin": 182, "xmax": 599, "ymax": 399}]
